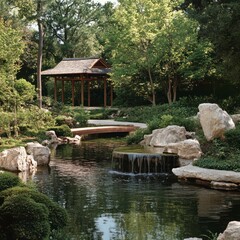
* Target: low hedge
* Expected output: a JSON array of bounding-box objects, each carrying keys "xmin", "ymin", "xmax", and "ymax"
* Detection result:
[{"xmin": 0, "ymin": 174, "xmax": 68, "ymax": 240}]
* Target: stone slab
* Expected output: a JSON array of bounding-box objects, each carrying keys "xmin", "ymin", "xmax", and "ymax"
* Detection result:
[{"xmin": 172, "ymin": 164, "xmax": 240, "ymax": 184}]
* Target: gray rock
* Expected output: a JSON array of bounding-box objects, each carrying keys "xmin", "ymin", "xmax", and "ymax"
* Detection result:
[
  {"xmin": 0, "ymin": 147, "xmax": 37, "ymax": 172},
  {"xmin": 172, "ymin": 164, "xmax": 240, "ymax": 184},
  {"xmin": 26, "ymin": 142, "xmax": 51, "ymax": 165},
  {"xmin": 211, "ymin": 181, "xmax": 238, "ymax": 191},
  {"xmin": 184, "ymin": 238, "xmax": 202, "ymax": 240},
  {"xmin": 217, "ymin": 221, "xmax": 240, "ymax": 240},
  {"xmin": 149, "ymin": 125, "xmax": 187, "ymax": 147},
  {"xmin": 198, "ymin": 103, "xmax": 235, "ymax": 141},
  {"xmin": 163, "ymin": 139, "xmax": 202, "ymax": 160}
]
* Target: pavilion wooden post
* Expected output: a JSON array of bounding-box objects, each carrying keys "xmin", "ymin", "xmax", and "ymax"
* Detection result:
[
  {"xmin": 61, "ymin": 80, "xmax": 65, "ymax": 103},
  {"xmin": 54, "ymin": 78, "xmax": 57, "ymax": 102},
  {"xmin": 81, "ymin": 79, "xmax": 84, "ymax": 106},
  {"xmin": 88, "ymin": 81, "xmax": 91, "ymax": 107},
  {"xmin": 71, "ymin": 80, "xmax": 75, "ymax": 106},
  {"xmin": 104, "ymin": 78, "xmax": 107, "ymax": 107}
]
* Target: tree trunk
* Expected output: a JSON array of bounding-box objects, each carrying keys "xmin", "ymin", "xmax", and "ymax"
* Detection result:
[
  {"xmin": 14, "ymin": 101, "xmax": 18, "ymax": 137},
  {"xmin": 147, "ymin": 67, "xmax": 156, "ymax": 106},
  {"xmin": 167, "ymin": 76, "xmax": 172, "ymax": 104},
  {"xmin": 172, "ymin": 78, "xmax": 178, "ymax": 103},
  {"xmin": 37, "ymin": 0, "xmax": 43, "ymax": 109}
]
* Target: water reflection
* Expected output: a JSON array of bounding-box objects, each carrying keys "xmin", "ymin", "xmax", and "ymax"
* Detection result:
[{"xmin": 31, "ymin": 141, "xmax": 240, "ymax": 240}]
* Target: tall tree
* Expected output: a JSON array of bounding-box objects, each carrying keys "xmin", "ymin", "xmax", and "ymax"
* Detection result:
[
  {"xmin": 44, "ymin": 0, "xmax": 103, "ymax": 59},
  {"xmin": 182, "ymin": 0, "xmax": 240, "ymax": 85},
  {"xmin": 106, "ymin": 0, "xmax": 176, "ymax": 105},
  {"xmin": 154, "ymin": 10, "xmax": 215, "ymax": 103},
  {"xmin": 2, "ymin": 0, "xmax": 50, "ymax": 108},
  {"xmin": 0, "ymin": 19, "xmax": 26, "ymax": 136},
  {"xmin": 105, "ymin": 0, "xmax": 214, "ymax": 104},
  {"xmin": 36, "ymin": 0, "xmax": 44, "ymax": 108}
]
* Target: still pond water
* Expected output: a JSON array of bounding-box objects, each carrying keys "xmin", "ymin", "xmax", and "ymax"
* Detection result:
[{"xmin": 32, "ymin": 140, "xmax": 240, "ymax": 240}]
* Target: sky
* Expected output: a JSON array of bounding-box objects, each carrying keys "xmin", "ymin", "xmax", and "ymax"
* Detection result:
[{"xmin": 94, "ymin": 0, "xmax": 118, "ymax": 5}]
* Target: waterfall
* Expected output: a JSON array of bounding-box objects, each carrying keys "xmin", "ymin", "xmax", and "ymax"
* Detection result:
[{"xmin": 112, "ymin": 147, "xmax": 179, "ymax": 174}]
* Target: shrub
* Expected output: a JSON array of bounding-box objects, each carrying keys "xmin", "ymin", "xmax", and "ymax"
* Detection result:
[
  {"xmin": 0, "ymin": 194, "xmax": 50, "ymax": 240},
  {"xmin": 147, "ymin": 114, "xmax": 198, "ymax": 132},
  {"xmin": 74, "ymin": 109, "xmax": 89, "ymax": 127},
  {"xmin": 126, "ymin": 128, "xmax": 150, "ymax": 145},
  {"xmin": 48, "ymin": 124, "xmax": 72, "ymax": 137},
  {"xmin": 0, "ymin": 111, "xmax": 14, "ymax": 137},
  {"xmin": 89, "ymin": 108, "xmax": 118, "ymax": 119},
  {"xmin": 0, "ymin": 172, "xmax": 20, "ymax": 192},
  {"xmin": 117, "ymin": 100, "xmax": 199, "ymax": 124},
  {"xmin": 55, "ymin": 115, "xmax": 68, "ymax": 126},
  {"xmin": 194, "ymin": 156, "xmax": 240, "ymax": 172},
  {"xmin": 14, "ymin": 78, "xmax": 36, "ymax": 104},
  {"xmin": 0, "ymin": 186, "xmax": 68, "ymax": 231},
  {"xmin": 17, "ymin": 106, "xmax": 55, "ymax": 132},
  {"xmin": 224, "ymin": 123, "xmax": 240, "ymax": 148},
  {"xmin": 55, "ymin": 115, "xmax": 76, "ymax": 128},
  {"xmin": 171, "ymin": 116, "xmax": 198, "ymax": 132}
]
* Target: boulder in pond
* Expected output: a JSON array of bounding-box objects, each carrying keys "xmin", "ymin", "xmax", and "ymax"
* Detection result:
[
  {"xmin": 0, "ymin": 147, "xmax": 37, "ymax": 172},
  {"xmin": 26, "ymin": 142, "xmax": 51, "ymax": 165},
  {"xmin": 217, "ymin": 221, "xmax": 240, "ymax": 240}
]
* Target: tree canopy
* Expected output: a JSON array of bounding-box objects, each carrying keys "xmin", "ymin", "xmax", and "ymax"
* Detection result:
[{"xmin": 0, "ymin": 0, "xmax": 240, "ymax": 107}]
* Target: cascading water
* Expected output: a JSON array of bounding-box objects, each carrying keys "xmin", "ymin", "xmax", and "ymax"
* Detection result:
[{"xmin": 111, "ymin": 146, "xmax": 179, "ymax": 174}]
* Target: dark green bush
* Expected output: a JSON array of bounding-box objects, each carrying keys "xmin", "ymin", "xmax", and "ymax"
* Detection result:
[
  {"xmin": 48, "ymin": 124, "xmax": 72, "ymax": 137},
  {"xmin": 117, "ymin": 100, "xmax": 198, "ymax": 124},
  {"xmin": 194, "ymin": 157, "xmax": 240, "ymax": 172},
  {"xmin": 147, "ymin": 114, "xmax": 198, "ymax": 132},
  {"xmin": 0, "ymin": 194, "xmax": 50, "ymax": 240},
  {"xmin": 126, "ymin": 128, "xmax": 150, "ymax": 145},
  {"xmin": 0, "ymin": 186, "xmax": 68, "ymax": 231},
  {"xmin": 171, "ymin": 117, "xmax": 198, "ymax": 132},
  {"xmin": 74, "ymin": 109, "xmax": 89, "ymax": 127},
  {"xmin": 88, "ymin": 108, "xmax": 118, "ymax": 119},
  {"xmin": 0, "ymin": 172, "xmax": 20, "ymax": 192},
  {"xmin": 224, "ymin": 123, "xmax": 240, "ymax": 148},
  {"xmin": 55, "ymin": 115, "xmax": 68, "ymax": 126},
  {"xmin": 55, "ymin": 115, "xmax": 76, "ymax": 128}
]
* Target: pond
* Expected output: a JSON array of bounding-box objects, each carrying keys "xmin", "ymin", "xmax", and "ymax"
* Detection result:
[{"xmin": 32, "ymin": 140, "xmax": 240, "ymax": 240}]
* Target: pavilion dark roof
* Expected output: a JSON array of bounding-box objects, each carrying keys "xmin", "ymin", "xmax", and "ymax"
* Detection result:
[{"xmin": 41, "ymin": 58, "xmax": 110, "ymax": 76}]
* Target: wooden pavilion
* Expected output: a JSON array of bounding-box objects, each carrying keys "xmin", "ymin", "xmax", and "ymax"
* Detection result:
[{"xmin": 41, "ymin": 57, "xmax": 112, "ymax": 107}]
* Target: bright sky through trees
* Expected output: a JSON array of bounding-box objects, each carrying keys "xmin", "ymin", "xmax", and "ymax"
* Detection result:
[{"xmin": 94, "ymin": 0, "xmax": 117, "ymax": 5}]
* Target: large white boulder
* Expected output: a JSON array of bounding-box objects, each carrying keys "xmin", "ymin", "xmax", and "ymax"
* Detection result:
[
  {"xmin": 148, "ymin": 125, "xmax": 187, "ymax": 147},
  {"xmin": 198, "ymin": 103, "xmax": 235, "ymax": 141},
  {"xmin": 0, "ymin": 147, "xmax": 37, "ymax": 172},
  {"xmin": 163, "ymin": 139, "xmax": 202, "ymax": 160},
  {"xmin": 217, "ymin": 221, "xmax": 240, "ymax": 240},
  {"xmin": 26, "ymin": 142, "xmax": 51, "ymax": 165}
]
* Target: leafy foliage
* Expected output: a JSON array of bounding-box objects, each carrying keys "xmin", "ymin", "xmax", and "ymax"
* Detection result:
[
  {"xmin": 0, "ymin": 185, "xmax": 68, "ymax": 240},
  {"xmin": 0, "ymin": 172, "xmax": 21, "ymax": 192},
  {"xmin": 126, "ymin": 128, "xmax": 150, "ymax": 145},
  {"xmin": 0, "ymin": 194, "xmax": 50, "ymax": 240},
  {"xmin": 195, "ymin": 124, "xmax": 240, "ymax": 171},
  {"xmin": 74, "ymin": 108, "xmax": 90, "ymax": 127},
  {"xmin": 48, "ymin": 124, "xmax": 72, "ymax": 137}
]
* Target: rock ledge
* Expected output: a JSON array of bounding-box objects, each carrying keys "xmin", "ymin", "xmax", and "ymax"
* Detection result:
[{"xmin": 172, "ymin": 164, "xmax": 240, "ymax": 190}]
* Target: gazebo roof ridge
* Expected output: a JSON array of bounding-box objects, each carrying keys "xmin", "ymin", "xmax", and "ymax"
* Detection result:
[{"xmin": 62, "ymin": 57, "xmax": 100, "ymax": 61}]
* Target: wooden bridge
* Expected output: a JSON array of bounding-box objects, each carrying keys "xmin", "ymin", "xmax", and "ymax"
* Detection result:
[{"xmin": 71, "ymin": 125, "xmax": 137, "ymax": 136}]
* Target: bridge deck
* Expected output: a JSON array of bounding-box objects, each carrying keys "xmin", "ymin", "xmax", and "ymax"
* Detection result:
[{"xmin": 71, "ymin": 125, "xmax": 136, "ymax": 136}]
